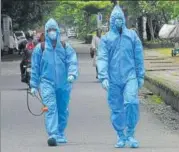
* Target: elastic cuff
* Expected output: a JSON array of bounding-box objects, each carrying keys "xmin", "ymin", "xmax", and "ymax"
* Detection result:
[
  {"xmin": 100, "ymin": 78, "xmax": 108, "ymax": 83},
  {"xmin": 69, "ymin": 74, "xmax": 77, "ymax": 80},
  {"xmin": 30, "ymin": 81, "xmax": 39, "ymax": 89}
]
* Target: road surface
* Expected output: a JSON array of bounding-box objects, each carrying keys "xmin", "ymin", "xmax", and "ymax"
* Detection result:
[{"xmin": 1, "ymin": 39, "xmax": 179, "ymax": 152}]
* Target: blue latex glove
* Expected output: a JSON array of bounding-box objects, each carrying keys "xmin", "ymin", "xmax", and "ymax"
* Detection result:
[
  {"xmin": 31, "ymin": 88, "xmax": 38, "ymax": 96},
  {"xmin": 138, "ymin": 78, "xmax": 144, "ymax": 89},
  {"xmin": 102, "ymin": 79, "xmax": 109, "ymax": 91},
  {"xmin": 67, "ymin": 75, "xmax": 75, "ymax": 83}
]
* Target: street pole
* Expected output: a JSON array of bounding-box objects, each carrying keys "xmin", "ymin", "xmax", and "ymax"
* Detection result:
[
  {"xmin": 111, "ymin": 0, "xmax": 118, "ymax": 8},
  {"xmin": 97, "ymin": 12, "xmax": 102, "ymax": 29}
]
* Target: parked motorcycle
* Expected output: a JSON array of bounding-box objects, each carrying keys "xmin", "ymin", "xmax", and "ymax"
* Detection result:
[
  {"xmin": 20, "ymin": 40, "xmax": 35, "ymax": 86},
  {"xmin": 22, "ymin": 58, "xmax": 31, "ymax": 86}
]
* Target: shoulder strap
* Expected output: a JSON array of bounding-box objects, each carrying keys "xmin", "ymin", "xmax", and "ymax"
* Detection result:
[{"xmin": 40, "ymin": 41, "xmax": 66, "ymax": 53}]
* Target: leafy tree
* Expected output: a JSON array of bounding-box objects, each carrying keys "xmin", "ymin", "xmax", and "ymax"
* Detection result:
[
  {"xmin": 48, "ymin": 1, "xmax": 112, "ymax": 39},
  {"xmin": 2, "ymin": 0, "xmax": 55, "ymax": 30},
  {"xmin": 121, "ymin": 0, "xmax": 178, "ymax": 41}
]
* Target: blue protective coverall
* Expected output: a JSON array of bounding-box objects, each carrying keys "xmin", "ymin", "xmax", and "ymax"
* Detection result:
[
  {"xmin": 97, "ymin": 5, "xmax": 145, "ymax": 147},
  {"xmin": 30, "ymin": 18, "xmax": 78, "ymax": 143}
]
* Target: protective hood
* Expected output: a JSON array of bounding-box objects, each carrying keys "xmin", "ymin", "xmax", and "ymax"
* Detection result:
[
  {"xmin": 109, "ymin": 5, "xmax": 126, "ymax": 32},
  {"xmin": 45, "ymin": 18, "xmax": 60, "ymax": 39},
  {"xmin": 31, "ymin": 18, "xmax": 78, "ymax": 90}
]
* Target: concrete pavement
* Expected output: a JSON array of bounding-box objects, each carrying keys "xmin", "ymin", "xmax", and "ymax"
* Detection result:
[
  {"xmin": 1, "ymin": 40, "xmax": 179, "ymax": 152},
  {"xmin": 144, "ymin": 49, "xmax": 179, "ymax": 112}
]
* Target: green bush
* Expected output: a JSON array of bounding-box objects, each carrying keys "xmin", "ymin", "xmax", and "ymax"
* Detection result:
[{"xmin": 85, "ymin": 34, "xmax": 93, "ymax": 44}]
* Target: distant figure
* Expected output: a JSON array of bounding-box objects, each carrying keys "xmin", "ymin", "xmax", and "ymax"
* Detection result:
[
  {"xmin": 20, "ymin": 35, "xmax": 35, "ymax": 82},
  {"xmin": 131, "ymin": 24, "xmax": 139, "ymax": 35},
  {"xmin": 39, "ymin": 32, "xmax": 45, "ymax": 42},
  {"xmin": 91, "ymin": 28, "xmax": 102, "ymax": 79}
]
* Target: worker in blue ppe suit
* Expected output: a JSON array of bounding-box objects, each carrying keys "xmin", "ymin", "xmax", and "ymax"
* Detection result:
[
  {"xmin": 97, "ymin": 5, "xmax": 145, "ymax": 148},
  {"xmin": 30, "ymin": 18, "xmax": 78, "ymax": 146}
]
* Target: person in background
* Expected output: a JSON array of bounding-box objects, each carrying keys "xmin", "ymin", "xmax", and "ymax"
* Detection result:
[
  {"xmin": 30, "ymin": 18, "xmax": 78, "ymax": 146},
  {"xmin": 131, "ymin": 24, "xmax": 139, "ymax": 35},
  {"xmin": 33, "ymin": 32, "xmax": 45, "ymax": 46},
  {"xmin": 39, "ymin": 32, "xmax": 45, "ymax": 42},
  {"xmin": 20, "ymin": 34, "xmax": 35, "ymax": 82},
  {"xmin": 97, "ymin": 5, "xmax": 145, "ymax": 148},
  {"xmin": 91, "ymin": 28, "xmax": 102, "ymax": 79}
]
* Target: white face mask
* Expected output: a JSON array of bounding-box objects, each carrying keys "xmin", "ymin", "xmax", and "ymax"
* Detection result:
[
  {"xmin": 48, "ymin": 31, "xmax": 57, "ymax": 40},
  {"xmin": 115, "ymin": 18, "xmax": 123, "ymax": 29}
]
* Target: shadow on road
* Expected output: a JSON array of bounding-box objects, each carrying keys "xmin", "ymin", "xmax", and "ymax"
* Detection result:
[
  {"xmin": 1, "ymin": 54, "xmax": 22, "ymax": 62},
  {"xmin": 77, "ymin": 80, "xmax": 100, "ymax": 83}
]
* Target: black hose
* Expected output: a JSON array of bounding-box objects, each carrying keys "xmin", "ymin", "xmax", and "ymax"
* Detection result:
[{"xmin": 26, "ymin": 89, "xmax": 44, "ymax": 116}]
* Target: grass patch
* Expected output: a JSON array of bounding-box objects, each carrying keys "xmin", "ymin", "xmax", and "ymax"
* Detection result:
[
  {"xmin": 155, "ymin": 48, "xmax": 172, "ymax": 56},
  {"xmin": 146, "ymin": 48, "xmax": 179, "ymax": 62},
  {"xmin": 145, "ymin": 74, "xmax": 179, "ymax": 97},
  {"xmin": 171, "ymin": 72, "xmax": 179, "ymax": 76},
  {"xmin": 151, "ymin": 95, "xmax": 163, "ymax": 104}
]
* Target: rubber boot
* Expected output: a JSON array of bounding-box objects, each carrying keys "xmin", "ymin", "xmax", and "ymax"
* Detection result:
[
  {"xmin": 47, "ymin": 137, "xmax": 57, "ymax": 146},
  {"xmin": 57, "ymin": 133, "xmax": 67, "ymax": 143},
  {"xmin": 126, "ymin": 136, "xmax": 139, "ymax": 148},
  {"xmin": 115, "ymin": 131, "xmax": 126, "ymax": 148},
  {"xmin": 126, "ymin": 129, "xmax": 139, "ymax": 148}
]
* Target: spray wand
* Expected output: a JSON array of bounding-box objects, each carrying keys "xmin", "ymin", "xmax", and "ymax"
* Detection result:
[{"xmin": 26, "ymin": 88, "xmax": 48, "ymax": 116}]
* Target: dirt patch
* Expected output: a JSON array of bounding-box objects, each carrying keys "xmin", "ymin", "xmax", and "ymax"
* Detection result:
[{"xmin": 140, "ymin": 87, "xmax": 179, "ymax": 131}]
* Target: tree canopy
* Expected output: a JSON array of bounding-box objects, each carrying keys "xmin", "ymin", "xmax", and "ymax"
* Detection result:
[
  {"xmin": 1, "ymin": 0, "xmax": 55, "ymax": 30},
  {"xmin": 120, "ymin": 0, "xmax": 179, "ymax": 41},
  {"xmin": 45, "ymin": 1, "xmax": 112, "ymax": 39},
  {"xmin": 2, "ymin": 0, "xmax": 179, "ymax": 41}
]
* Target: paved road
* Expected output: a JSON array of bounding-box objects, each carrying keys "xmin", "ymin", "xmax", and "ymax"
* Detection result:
[{"xmin": 1, "ymin": 39, "xmax": 179, "ymax": 152}]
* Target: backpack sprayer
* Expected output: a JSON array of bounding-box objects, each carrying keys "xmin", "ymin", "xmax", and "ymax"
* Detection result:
[
  {"xmin": 26, "ymin": 88, "xmax": 48, "ymax": 116},
  {"xmin": 25, "ymin": 39, "xmax": 66, "ymax": 116}
]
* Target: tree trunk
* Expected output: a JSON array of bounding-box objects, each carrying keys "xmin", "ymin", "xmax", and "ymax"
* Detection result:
[
  {"xmin": 148, "ymin": 15, "xmax": 155, "ymax": 40},
  {"xmin": 137, "ymin": 16, "xmax": 143, "ymax": 43},
  {"xmin": 86, "ymin": 13, "xmax": 90, "ymax": 33},
  {"xmin": 162, "ymin": 8, "xmax": 168, "ymax": 23},
  {"xmin": 146, "ymin": 19, "xmax": 151, "ymax": 41},
  {"xmin": 112, "ymin": 0, "xmax": 117, "ymax": 8}
]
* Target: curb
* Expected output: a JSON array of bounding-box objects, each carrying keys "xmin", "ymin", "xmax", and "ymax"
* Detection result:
[
  {"xmin": 144, "ymin": 74, "xmax": 179, "ymax": 112},
  {"xmin": 144, "ymin": 43, "xmax": 173, "ymax": 49}
]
